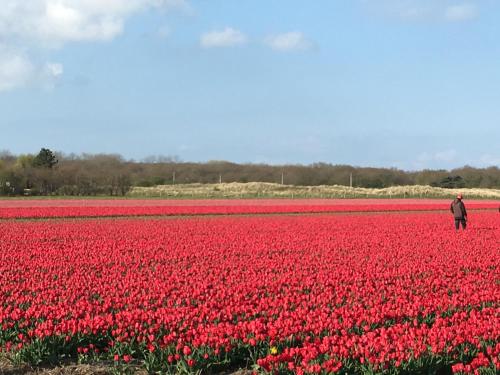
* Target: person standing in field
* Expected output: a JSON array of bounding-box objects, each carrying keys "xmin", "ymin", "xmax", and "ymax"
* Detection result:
[{"xmin": 450, "ymin": 194, "xmax": 467, "ymax": 230}]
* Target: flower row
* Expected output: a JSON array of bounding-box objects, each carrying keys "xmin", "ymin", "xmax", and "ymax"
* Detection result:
[{"xmin": 0, "ymin": 198, "xmax": 498, "ymax": 218}]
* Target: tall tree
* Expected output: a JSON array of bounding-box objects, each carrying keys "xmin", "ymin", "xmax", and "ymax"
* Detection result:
[{"xmin": 33, "ymin": 148, "xmax": 58, "ymax": 169}]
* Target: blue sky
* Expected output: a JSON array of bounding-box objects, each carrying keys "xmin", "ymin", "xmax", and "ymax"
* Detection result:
[{"xmin": 0, "ymin": 0, "xmax": 499, "ymax": 170}]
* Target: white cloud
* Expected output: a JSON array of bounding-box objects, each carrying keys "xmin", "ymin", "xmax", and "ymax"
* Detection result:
[
  {"xmin": 444, "ymin": 3, "xmax": 478, "ymax": 22},
  {"xmin": 0, "ymin": 0, "xmax": 188, "ymax": 91},
  {"xmin": 0, "ymin": 51, "xmax": 34, "ymax": 92},
  {"xmin": 0, "ymin": 0, "xmax": 188, "ymax": 45},
  {"xmin": 0, "ymin": 49, "xmax": 63, "ymax": 92},
  {"xmin": 264, "ymin": 32, "xmax": 313, "ymax": 52},
  {"xmin": 200, "ymin": 27, "xmax": 247, "ymax": 48}
]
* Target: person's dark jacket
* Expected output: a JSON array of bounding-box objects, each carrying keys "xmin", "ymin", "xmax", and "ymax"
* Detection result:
[{"xmin": 450, "ymin": 199, "xmax": 467, "ymax": 219}]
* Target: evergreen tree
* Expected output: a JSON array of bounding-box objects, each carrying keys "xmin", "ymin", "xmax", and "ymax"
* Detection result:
[{"xmin": 33, "ymin": 148, "xmax": 58, "ymax": 169}]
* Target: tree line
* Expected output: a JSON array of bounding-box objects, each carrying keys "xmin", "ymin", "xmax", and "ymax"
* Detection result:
[{"xmin": 0, "ymin": 149, "xmax": 499, "ymax": 196}]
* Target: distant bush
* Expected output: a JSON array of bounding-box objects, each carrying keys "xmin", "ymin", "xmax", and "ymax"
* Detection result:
[{"xmin": 432, "ymin": 175, "xmax": 466, "ymax": 189}]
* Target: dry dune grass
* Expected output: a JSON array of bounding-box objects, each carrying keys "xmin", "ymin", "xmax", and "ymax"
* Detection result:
[{"xmin": 130, "ymin": 182, "xmax": 500, "ymax": 199}]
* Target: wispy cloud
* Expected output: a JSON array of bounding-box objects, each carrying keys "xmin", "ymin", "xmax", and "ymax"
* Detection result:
[
  {"xmin": 157, "ymin": 25, "xmax": 171, "ymax": 39},
  {"xmin": 444, "ymin": 3, "xmax": 479, "ymax": 22},
  {"xmin": 419, "ymin": 149, "xmax": 458, "ymax": 163},
  {"xmin": 394, "ymin": 2, "xmax": 433, "ymax": 21},
  {"xmin": 478, "ymin": 154, "xmax": 500, "ymax": 167},
  {"xmin": 200, "ymin": 27, "xmax": 247, "ymax": 48},
  {"xmin": 0, "ymin": 51, "xmax": 34, "ymax": 92},
  {"xmin": 362, "ymin": 0, "xmax": 432, "ymax": 21},
  {"xmin": 412, "ymin": 149, "xmax": 459, "ymax": 169},
  {"xmin": 264, "ymin": 32, "xmax": 313, "ymax": 52},
  {"xmin": 45, "ymin": 62, "xmax": 63, "ymax": 78},
  {"xmin": 363, "ymin": 0, "xmax": 480, "ymax": 23},
  {"xmin": 41, "ymin": 62, "xmax": 64, "ymax": 90},
  {"xmin": 0, "ymin": 49, "xmax": 63, "ymax": 92},
  {"xmin": 398, "ymin": 6, "xmax": 429, "ymax": 20}
]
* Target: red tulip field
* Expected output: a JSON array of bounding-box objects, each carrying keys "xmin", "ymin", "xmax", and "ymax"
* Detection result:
[
  {"xmin": 0, "ymin": 198, "xmax": 498, "ymax": 218},
  {"xmin": 0, "ymin": 200, "xmax": 499, "ymax": 374}
]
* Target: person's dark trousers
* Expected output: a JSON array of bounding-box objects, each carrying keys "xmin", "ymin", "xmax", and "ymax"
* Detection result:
[{"xmin": 455, "ymin": 218, "xmax": 466, "ymax": 230}]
